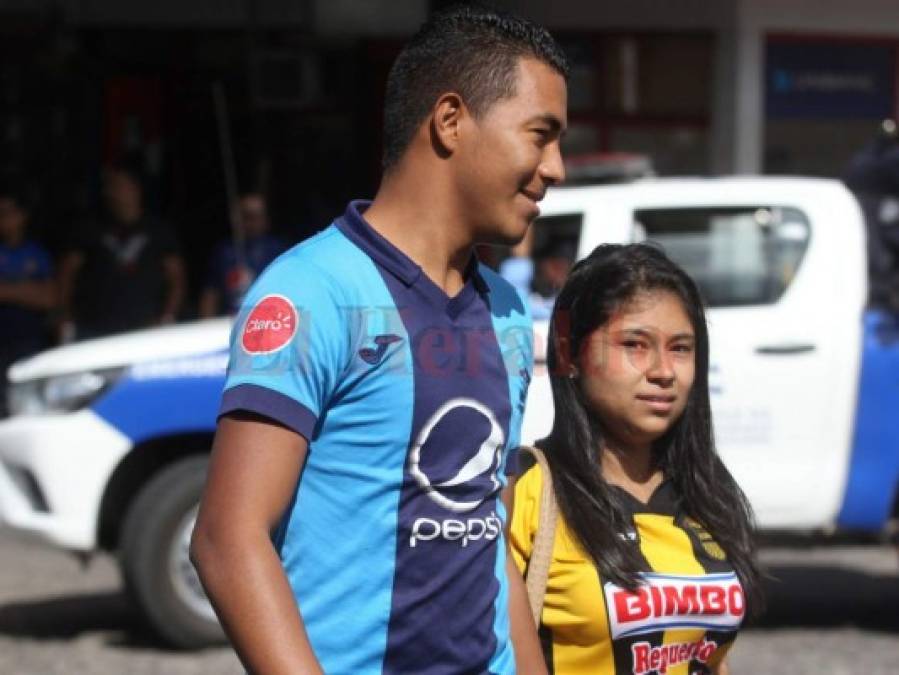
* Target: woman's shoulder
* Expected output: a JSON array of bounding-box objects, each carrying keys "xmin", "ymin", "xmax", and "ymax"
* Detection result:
[{"xmin": 513, "ymin": 449, "xmax": 546, "ymax": 495}]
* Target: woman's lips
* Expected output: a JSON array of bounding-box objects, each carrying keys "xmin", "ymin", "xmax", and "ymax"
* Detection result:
[{"xmin": 636, "ymin": 394, "xmax": 676, "ymax": 413}]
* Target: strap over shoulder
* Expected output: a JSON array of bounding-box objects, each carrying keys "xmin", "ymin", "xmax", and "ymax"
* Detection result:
[{"xmin": 519, "ymin": 445, "xmax": 559, "ymax": 624}]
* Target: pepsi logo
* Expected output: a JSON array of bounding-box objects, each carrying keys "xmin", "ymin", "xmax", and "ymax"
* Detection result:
[{"xmin": 241, "ymin": 294, "xmax": 298, "ymax": 355}]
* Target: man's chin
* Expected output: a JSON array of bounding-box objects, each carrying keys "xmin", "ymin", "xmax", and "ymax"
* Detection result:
[{"xmin": 477, "ymin": 220, "xmax": 532, "ymax": 247}]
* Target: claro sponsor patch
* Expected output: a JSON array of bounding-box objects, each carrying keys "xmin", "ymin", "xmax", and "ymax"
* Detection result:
[
  {"xmin": 241, "ymin": 294, "xmax": 299, "ymax": 355},
  {"xmin": 604, "ymin": 572, "xmax": 744, "ymax": 639}
]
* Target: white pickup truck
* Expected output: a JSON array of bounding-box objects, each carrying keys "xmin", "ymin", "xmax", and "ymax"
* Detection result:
[{"xmin": 1, "ymin": 177, "xmax": 897, "ymax": 648}]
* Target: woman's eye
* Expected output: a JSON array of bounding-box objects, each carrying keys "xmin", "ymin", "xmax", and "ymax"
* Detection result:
[
  {"xmin": 672, "ymin": 344, "xmax": 694, "ymax": 354},
  {"xmin": 622, "ymin": 340, "xmax": 647, "ymax": 350}
]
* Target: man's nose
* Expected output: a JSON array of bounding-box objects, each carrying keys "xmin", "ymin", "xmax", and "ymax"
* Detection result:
[{"xmin": 539, "ymin": 143, "xmax": 565, "ymax": 186}]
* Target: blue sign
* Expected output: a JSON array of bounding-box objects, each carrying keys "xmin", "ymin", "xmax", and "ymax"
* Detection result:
[{"xmin": 766, "ymin": 41, "xmax": 895, "ymax": 119}]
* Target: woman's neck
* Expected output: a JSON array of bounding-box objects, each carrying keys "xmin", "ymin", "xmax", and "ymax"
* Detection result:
[{"xmin": 600, "ymin": 438, "xmax": 663, "ymax": 505}]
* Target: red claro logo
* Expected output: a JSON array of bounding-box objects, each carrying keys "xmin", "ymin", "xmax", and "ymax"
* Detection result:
[{"xmin": 241, "ymin": 294, "xmax": 298, "ymax": 355}]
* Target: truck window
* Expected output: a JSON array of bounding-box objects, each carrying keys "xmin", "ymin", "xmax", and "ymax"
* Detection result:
[
  {"xmin": 633, "ymin": 206, "xmax": 811, "ymax": 307},
  {"xmin": 498, "ymin": 212, "xmax": 583, "ymax": 321},
  {"xmin": 531, "ymin": 213, "xmax": 583, "ymax": 261}
]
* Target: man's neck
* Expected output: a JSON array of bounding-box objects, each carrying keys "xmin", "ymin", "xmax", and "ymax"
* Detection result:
[
  {"xmin": 109, "ymin": 211, "xmax": 143, "ymax": 232},
  {"xmin": 363, "ymin": 169, "xmax": 474, "ymax": 297}
]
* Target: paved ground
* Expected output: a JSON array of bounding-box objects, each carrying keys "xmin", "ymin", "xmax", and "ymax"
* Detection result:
[{"xmin": 1, "ymin": 527, "xmax": 898, "ymax": 674}]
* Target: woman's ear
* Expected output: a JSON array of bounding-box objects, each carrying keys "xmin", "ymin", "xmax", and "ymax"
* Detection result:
[{"xmin": 554, "ymin": 332, "xmax": 579, "ymax": 379}]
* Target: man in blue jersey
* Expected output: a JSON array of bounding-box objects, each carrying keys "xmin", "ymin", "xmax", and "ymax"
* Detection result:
[
  {"xmin": 191, "ymin": 6, "xmax": 568, "ymax": 673},
  {"xmin": 0, "ymin": 186, "xmax": 55, "ymax": 415}
]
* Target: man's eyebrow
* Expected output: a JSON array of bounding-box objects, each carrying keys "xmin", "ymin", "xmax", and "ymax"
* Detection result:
[{"xmin": 527, "ymin": 113, "xmax": 566, "ymax": 134}]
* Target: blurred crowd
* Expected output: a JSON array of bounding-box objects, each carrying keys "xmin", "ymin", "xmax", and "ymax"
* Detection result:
[
  {"xmin": 0, "ymin": 164, "xmax": 288, "ymax": 405},
  {"xmin": 4, "ymin": 121, "xmax": 899, "ymax": 414}
]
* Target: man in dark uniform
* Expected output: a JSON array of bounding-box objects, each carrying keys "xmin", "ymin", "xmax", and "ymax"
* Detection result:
[{"xmin": 58, "ymin": 163, "xmax": 186, "ymax": 340}]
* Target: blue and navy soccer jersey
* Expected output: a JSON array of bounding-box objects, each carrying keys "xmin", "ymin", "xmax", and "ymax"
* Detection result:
[{"xmin": 219, "ymin": 201, "xmax": 533, "ymax": 674}]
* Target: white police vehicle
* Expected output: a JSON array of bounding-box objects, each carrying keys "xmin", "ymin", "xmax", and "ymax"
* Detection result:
[{"xmin": 0, "ymin": 177, "xmax": 897, "ymax": 648}]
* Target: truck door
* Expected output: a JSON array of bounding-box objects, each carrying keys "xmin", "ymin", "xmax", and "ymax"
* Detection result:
[{"xmin": 631, "ymin": 189, "xmax": 865, "ymax": 529}]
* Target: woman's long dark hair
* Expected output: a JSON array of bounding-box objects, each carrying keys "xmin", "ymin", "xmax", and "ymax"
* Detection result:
[{"xmin": 542, "ymin": 243, "xmax": 764, "ymax": 615}]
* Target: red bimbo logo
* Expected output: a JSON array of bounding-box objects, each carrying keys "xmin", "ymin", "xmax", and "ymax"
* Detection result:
[{"xmin": 605, "ymin": 572, "xmax": 744, "ymax": 640}]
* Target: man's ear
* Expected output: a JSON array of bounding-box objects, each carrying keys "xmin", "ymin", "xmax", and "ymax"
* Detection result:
[{"xmin": 430, "ymin": 92, "xmax": 466, "ymax": 158}]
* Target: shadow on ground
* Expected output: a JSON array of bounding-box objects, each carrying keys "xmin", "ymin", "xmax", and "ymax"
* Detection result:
[
  {"xmin": 1, "ymin": 566, "xmax": 897, "ymax": 644},
  {"xmin": 755, "ymin": 565, "xmax": 899, "ymax": 632},
  {"xmin": 0, "ymin": 591, "xmax": 165, "ymax": 647}
]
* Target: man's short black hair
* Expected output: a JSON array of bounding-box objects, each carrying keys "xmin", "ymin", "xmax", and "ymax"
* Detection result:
[{"xmin": 382, "ymin": 3, "xmax": 569, "ymax": 171}]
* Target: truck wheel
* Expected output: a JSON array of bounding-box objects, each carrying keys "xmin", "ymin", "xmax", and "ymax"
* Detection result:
[{"xmin": 119, "ymin": 455, "xmax": 224, "ymax": 648}]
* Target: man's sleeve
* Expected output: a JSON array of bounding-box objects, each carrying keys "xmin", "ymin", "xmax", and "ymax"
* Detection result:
[{"xmin": 218, "ymin": 256, "xmax": 350, "ymax": 442}]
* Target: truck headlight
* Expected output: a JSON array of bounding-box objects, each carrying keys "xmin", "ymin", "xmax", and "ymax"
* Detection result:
[{"xmin": 8, "ymin": 368, "xmax": 124, "ymax": 416}]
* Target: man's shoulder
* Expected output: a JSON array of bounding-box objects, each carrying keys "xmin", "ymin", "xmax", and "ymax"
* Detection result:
[
  {"xmin": 247, "ymin": 224, "xmax": 370, "ymax": 303},
  {"xmin": 478, "ymin": 264, "xmax": 529, "ymax": 311}
]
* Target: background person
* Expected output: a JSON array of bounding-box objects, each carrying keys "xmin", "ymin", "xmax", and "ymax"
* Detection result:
[
  {"xmin": 510, "ymin": 244, "xmax": 763, "ymax": 674},
  {"xmin": 0, "ymin": 185, "xmax": 55, "ymax": 415},
  {"xmin": 58, "ymin": 162, "xmax": 186, "ymax": 340},
  {"xmin": 500, "ymin": 228, "xmax": 575, "ymax": 320},
  {"xmin": 190, "ymin": 5, "xmax": 568, "ymax": 674},
  {"xmin": 843, "ymin": 119, "xmax": 899, "ymax": 314},
  {"xmin": 199, "ymin": 190, "xmax": 287, "ymax": 318}
]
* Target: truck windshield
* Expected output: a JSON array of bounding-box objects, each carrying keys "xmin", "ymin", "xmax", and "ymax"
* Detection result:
[{"xmin": 634, "ymin": 206, "xmax": 811, "ymax": 307}]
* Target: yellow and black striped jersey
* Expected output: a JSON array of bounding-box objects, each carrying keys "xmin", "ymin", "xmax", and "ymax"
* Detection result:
[{"xmin": 510, "ymin": 463, "xmax": 744, "ymax": 675}]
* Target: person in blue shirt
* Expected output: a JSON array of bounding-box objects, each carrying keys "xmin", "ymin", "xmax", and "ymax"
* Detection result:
[
  {"xmin": 501, "ymin": 235, "xmax": 576, "ymax": 320},
  {"xmin": 191, "ymin": 6, "xmax": 568, "ymax": 674},
  {"xmin": 199, "ymin": 191, "xmax": 288, "ymax": 317},
  {"xmin": 0, "ymin": 187, "xmax": 55, "ymax": 415}
]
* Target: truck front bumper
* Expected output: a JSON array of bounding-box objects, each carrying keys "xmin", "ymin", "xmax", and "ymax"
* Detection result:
[{"xmin": 0, "ymin": 410, "xmax": 131, "ymax": 552}]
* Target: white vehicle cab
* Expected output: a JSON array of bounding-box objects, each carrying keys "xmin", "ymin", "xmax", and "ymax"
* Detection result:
[
  {"xmin": 0, "ymin": 177, "xmax": 897, "ymax": 648},
  {"xmin": 522, "ymin": 177, "xmax": 898, "ymax": 534}
]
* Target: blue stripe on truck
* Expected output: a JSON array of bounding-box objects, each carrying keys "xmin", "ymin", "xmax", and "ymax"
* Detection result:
[
  {"xmin": 91, "ymin": 352, "xmax": 227, "ymax": 443},
  {"xmin": 837, "ymin": 310, "xmax": 899, "ymax": 530}
]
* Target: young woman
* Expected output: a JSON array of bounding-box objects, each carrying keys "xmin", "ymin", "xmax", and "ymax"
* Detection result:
[{"xmin": 510, "ymin": 244, "xmax": 763, "ymax": 675}]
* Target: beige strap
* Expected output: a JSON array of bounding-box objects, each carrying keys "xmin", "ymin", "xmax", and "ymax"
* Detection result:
[{"xmin": 520, "ymin": 445, "xmax": 559, "ymax": 625}]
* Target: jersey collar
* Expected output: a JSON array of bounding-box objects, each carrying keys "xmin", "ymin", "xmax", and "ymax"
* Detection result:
[{"xmin": 336, "ymin": 200, "xmax": 489, "ymax": 297}]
